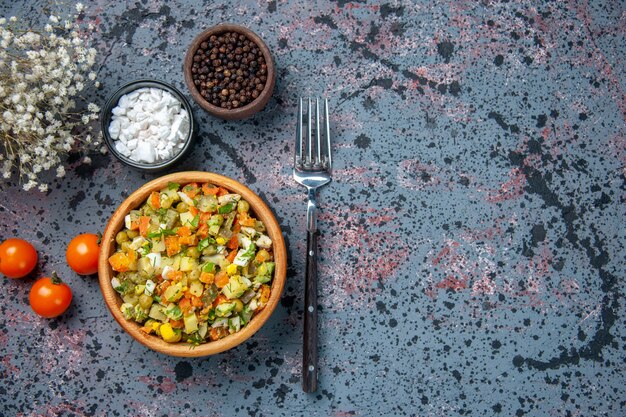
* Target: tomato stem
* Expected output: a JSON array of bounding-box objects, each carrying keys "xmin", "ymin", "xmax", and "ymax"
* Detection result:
[
  {"xmin": 96, "ymin": 232, "xmax": 102, "ymax": 245},
  {"xmin": 51, "ymin": 271, "xmax": 63, "ymax": 285}
]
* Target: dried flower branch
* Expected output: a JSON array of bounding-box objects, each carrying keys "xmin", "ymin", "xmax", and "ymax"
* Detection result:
[{"xmin": 0, "ymin": 4, "xmax": 103, "ymax": 192}]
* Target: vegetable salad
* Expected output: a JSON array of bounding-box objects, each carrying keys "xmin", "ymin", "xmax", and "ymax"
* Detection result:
[{"xmin": 108, "ymin": 182, "xmax": 274, "ymax": 344}]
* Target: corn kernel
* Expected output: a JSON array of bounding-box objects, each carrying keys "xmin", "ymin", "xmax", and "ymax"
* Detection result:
[
  {"xmin": 160, "ymin": 323, "xmax": 181, "ymax": 343},
  {"xmin": 226, "ymin": 264, "xmax": 238, "ymax": 275},
  {"xmin": 216, "ymin": 237, "xmax": 227, "ymax": 245},
  {"xmin": 151, "ymin": 322, "xmax": 160, "ymax": 331}
]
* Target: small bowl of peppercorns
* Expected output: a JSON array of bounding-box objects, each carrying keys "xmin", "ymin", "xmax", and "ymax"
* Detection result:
[{"xmin": 184, "ymin": 24, "xmax": 276, "ymax": 120}]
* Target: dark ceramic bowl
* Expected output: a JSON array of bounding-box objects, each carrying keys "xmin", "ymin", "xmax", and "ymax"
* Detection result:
[
  {"xmin": 101, "ymin": 79, "xmax": 196, "ymax": 172},
  {"xmin": 183, "ymin": 24, "xmax": 276, "ymax": 120}
]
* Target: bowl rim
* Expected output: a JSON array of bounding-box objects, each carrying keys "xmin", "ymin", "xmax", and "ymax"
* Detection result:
[
  {"xmin": 100, "ymin": 79, "xmax": 196, "ymax": 172},
  {"xmin": 183, "ymin": 24, "xmax": 276, "ymax": 120},
  {"xmin": 97, "ymin": 171, "xmax": 287, "ymax": 357}
]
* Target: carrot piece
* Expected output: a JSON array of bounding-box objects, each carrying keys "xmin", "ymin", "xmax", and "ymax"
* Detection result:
[
  {"xmin": 214, "ymin": 271, "xmax": 230, "ymax": 288},
  {"xmin": 260, "ymin": 284, "xmax": 271, "ymax": 303},
  {"xmin": 232, "ymin": 223, "xmax": 241, "ymax": 234},
  {"xmin": 201, "ymin": 183, "xmax": 220, "ymax": 195},
  {"xmin": 212, "ymin": 294, "xmax": 228, "ymax": 307},
  {"xmin": 196, "ymin": 223, "xmax": 208, "ymax": 238},
  {"xmin": 127, "ymin": 249, "xmax": 137, "ymax": 263},
  {"xmin": 199, "ymin": 272, "xmax": 214, "ymax": 284},
  {"xmin": 177, "ymin": 226, "xmax": 191, "ymax": 237},
  {"xmin": 179, "ymin": 235, "xmax": 197, "ymax": 246},
  {"xmin": 209, "ymin": 327, "xmax": 227, "ymax": 341},
  {"xmin": 183, "ymin": 183, "xmax": 200, "ymax": 199},
  {"xmin": 191, "ymin": 295, "xmax": 203, "ymax": 308},
  {"xmin": 169, "ymin": 319, "xmax": 184, "ymax": 329},
  {"xmin": 188, "ymin": 206, "xmax": 199, "ymax": 217},
  {"xmin": 164, "ymin": 236, "xmax": 181, "ymax": 256},
  {"xmin": 168, "ymin": 270, "xmax": 183, "ymax": 282},
  {"xmin": 217, "ymin": 187, "xmax": 229, "ymax": 197},
  {"xmin": 149, "ymin": 191, "xmax": 161, "ymax": 209},
  {"xmin": 108, "ymin": 252, "xmax": 129, "ymax": 272},
  {"xmin": 129, "ymin": 219, "xmax": 139, "ymax": 231},
  {"xmin": 157, "ymin": 280, "xmax": 171, "ymax": 295},
  {"xmin": 227, "ymin": 235, "xmax": 239, "ymax": 250},
  {"xmin": 238, "ymin": 213, "xmax": 256, "ymax": 227},
  {"xmin": 139, "ymin": 216, "xmax": 151, "ymax": 237},
  {"xmin": 226, "ymin": 249, "xmax": 238, "ymax": 263},
  {"xmin": 179, "ymin": 298, "xmax": 191, "ymax": 313},
  {"xmin": 203, "ymin": 186, "xmax": 219, "ymax": 196}
]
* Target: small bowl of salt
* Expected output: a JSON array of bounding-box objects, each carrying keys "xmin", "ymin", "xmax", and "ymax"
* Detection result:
[{"xmin": 101, "ymin": 80, "xmax": 196, "ymax": 172}]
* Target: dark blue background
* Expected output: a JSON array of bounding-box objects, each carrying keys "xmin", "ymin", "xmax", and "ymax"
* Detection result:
[{"xmin": 0, "ymin": 1, "xmax": 624, "ymax": 416}]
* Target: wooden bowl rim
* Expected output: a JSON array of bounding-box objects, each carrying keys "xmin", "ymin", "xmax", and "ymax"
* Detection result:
[
  {"xmin": 183, "ymin": 24, "xmax": 276, "ymax": 120},
  {"xmin": 97, "ymin": 171, "xmax": 287, "ymax": 357}
]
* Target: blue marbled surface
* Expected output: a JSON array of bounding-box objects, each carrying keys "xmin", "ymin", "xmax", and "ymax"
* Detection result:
[{"xmin": 0, "ymin": 1, "xmax": 624, "ymax": 416}]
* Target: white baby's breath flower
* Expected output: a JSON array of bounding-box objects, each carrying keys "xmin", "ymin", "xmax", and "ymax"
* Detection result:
[
  {"xmin": 1, "ymin": 8, "xmax": 101, "ymax": 191},
  {"xmin": 23, "ymin": 180, "xmax": 36, "ymax": 191}
]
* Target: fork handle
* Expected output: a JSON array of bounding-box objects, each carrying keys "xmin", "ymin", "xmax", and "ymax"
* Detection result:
[{"xmin": 302, "ymin": 230, "xmax": 318, "ymax": 393}]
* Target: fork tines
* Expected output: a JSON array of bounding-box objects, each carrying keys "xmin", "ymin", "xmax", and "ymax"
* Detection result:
[{"xmin": 295, "ymin": 97, "xmax": 331, "ymax": 171}]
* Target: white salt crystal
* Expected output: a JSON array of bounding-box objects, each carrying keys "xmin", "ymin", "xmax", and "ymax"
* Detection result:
[
  {"xmin": 111, "ymin": 106, "xmax": 126, "ymax": 116},
  {"xmin": 126, "ymin": 139, "xmax": 138, "ymax": 151},
  {"xmin": 115, "ymin": 141, "xmax": 130, "ymax": 157},
  {"xmin": 108, "ymin": 86, "xmax": 190, "ymax": 164},
  {"xmin": 108, "ymin": 119, "xmax": 121, "ymax": 140},
  {"xmin": 133, "ymin": 142, "xmax": 156, "ymax": 163}
]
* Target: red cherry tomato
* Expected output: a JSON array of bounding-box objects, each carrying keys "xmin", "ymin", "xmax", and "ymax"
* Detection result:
[
  {"xmin": 29, "ymin": 274, "xmax": 73, "ymax": 318},
  {"xmin": 0, "ymin": 238, "xmax": 38, "ymax": 278},
  {"xmin": 66, "ymin": 233, "xmax": 100, "ymax": 275}
]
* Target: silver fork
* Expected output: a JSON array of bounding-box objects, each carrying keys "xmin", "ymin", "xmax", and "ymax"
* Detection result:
[{"xmin": 293, "ymin": 97, "xmax": 332, "ymax": 393}]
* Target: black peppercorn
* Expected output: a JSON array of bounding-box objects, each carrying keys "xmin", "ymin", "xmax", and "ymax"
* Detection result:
[{"xmin": 192, "ymin": 30, "xmax": 268, "ymax": 109}]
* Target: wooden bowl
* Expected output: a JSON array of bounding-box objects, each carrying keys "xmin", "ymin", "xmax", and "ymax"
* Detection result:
[
  {"xmin": 97, "ymin": 172, "xmax": 287, "ymax": 357},
  {"xmin": 183, "ymin": 24, "xmax": 276, "ymax": 120}
]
